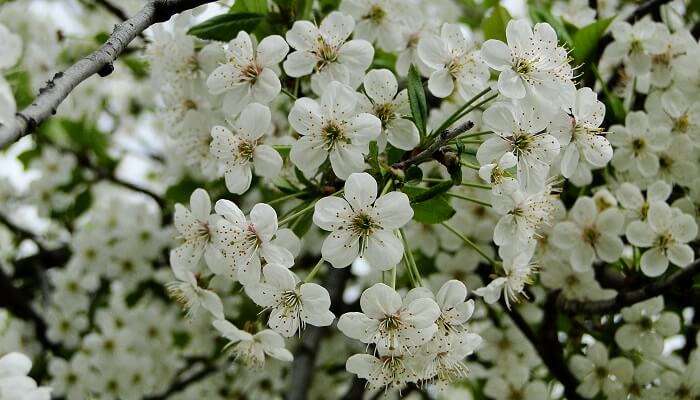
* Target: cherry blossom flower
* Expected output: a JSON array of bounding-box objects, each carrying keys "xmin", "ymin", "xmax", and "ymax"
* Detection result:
[
  {"xmin": 207, "ymin": 31, "xmax": 289, "ymax": 115},
  {"xmin": 346, "ymin": 351, "xmax": 420, "ymax": 391},
  {"xmin": 474, "ymin": 251, "xmax": 537, "ymax": 308},
  {"xmin": 417, "ymin": 23, "xmax": 490, "ymax": 99},
  {"xmin": 481, "ymin": 19, "xmax": 576, "ymax": 113},
  {"xmin": 166, "ymin": 261, "xmax": 225, "ymax": 320},
  {"xmin": 477, "ymin": 101, "xmax": 560, "ymax": 193},
  {"xmin": 551, "ymin": 196, "xmax": 625, "ymax": 272},
  {"xmin": 214, "ymin": 200, "xmax": 298, "ymax": 285},
  {"xmin": 614, "ymin": 296, "xmax": 680, "ymax": 357},
  {"xmin": 288, "ymin": 81, "xmax": 381, "ymax": 179},
  {"xmin": 359, "ymin": 69, "xmax": 419, "ymax": 151},
  {"xmin": 213, "ymin": 319, "xmax": 293, "ymax": 366},
  {"xmin": 337, "ymin": 283, "xmax": 440, "ymax": 353},
  {"xmin": 210, "ymin": 103, "xmax": 282, "ymax": 194},
  {"xmin": 548, "ymin": 87, "xmax": 612, "ymax": 179},
  {"xmin": 246, "ymin": 263, "xmax": 335, "ymax": 337},
  {"xmin": 283, "ymin": 11, "xmax": 374, "ymax": 94},
  {"xmin": 609, "ymin": 111, "xmax": 670, "ymax": 177},
  {"xmin": 340, "ymin": 0, "xmax": 404, "ymax": 51},
  {"xmin": 625, "ymin": 202, "xmax": 697, "ymax": 277},
  {"xmin": 313, "ymin": 172, "xmax": 413, "ymax": 269},
  {"xmin": 170, "ymin": 189, "xmax": 225, "ymax": 273},
  {"xmin": 0, "ymin": 352, "xmax": 52, "ymax": 400}
]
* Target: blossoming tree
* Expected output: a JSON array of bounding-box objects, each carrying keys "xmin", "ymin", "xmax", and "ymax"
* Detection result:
[{"xmin": 1, "ymin": 0, "xmax": 699, "ymax": 399}]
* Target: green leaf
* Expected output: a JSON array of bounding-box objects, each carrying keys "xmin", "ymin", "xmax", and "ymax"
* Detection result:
[
  {"xmin": 123, "ymin": 57, "xmax": 149, "ymax": 79},
  {"xmin": 5, "ymin": 70, "xmax": 33, "ymax": 109},
  {"xmin": 572, "ymin": 17, "xmax": 614, "ymax": 65},
  {"xmin": 290, "ymin": 210, "xmax": 314, "ymax": 237},
  {"xmin": 403, "ymin": 186, "xmax": 455, "ymax": 224},
  {"xmin": 230, "ymin": 0, "xmax": 268, "ymax": 14},
  {"xmin": 481, "ymin": 5, "xmax": 511, "ymax": 42},
  {"xmin": 187, "ymin": 13, "xmax": 265, "ymax": 41},
  {"xmin": 17, "ymin": 147, "xmax": 42, "ymax": 168},
  {"xmin": 407, "ymin": 65, "xmax": 427, "ymax": 138},
  {"xmin": 165, "ymin": 177, "xmax": 200, "ymax": 204}
]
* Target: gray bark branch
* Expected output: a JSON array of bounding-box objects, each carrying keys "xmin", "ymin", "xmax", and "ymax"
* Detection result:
[
  {"xmin": 558, "ymin": 258, "xmax": 700, "ymax": 315},
  {"xmin": 0, "ymin": 0, "xmax": 217, "ymax": 150}
]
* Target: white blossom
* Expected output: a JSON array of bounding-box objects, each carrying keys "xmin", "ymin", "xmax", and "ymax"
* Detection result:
[
  {"xmin": 313, "ymin": 172, "xmax": 413, "ymax": 269},
  {"xmin": 210, "ymin": 103, "xmax": 282, "ymax": 194},
  {"xmin": 288, "ymin": 81, "xmax": 381, "ymax": 179},
  {"xmin": 207, "ymin": 31, "xmax": 289, "ymax": 115},
  {"xmin": 246, "ymin": 263, "xmax": 335, "ymax": 337}
]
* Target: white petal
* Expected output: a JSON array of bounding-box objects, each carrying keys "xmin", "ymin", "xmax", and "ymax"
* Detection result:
[
  {"xmin": 374, "ymin": 192, "xmax": 413, "ymax": 229},
  {"xmin": 364, "ymin": 229, "xmax": 404, "ymax": 270},
  {"xmin": 360, "ymin": 283, "xmax": 402, "ymax": 318},
  {"xmin": 428, "ymin": 68, "xmax": 454, "ymax": 98},
  {"xmin": 363, "ymin": 69, "xmax": 397, "ymax": 104},
  {"xmin": 321, "ymin": 229, "xmax": 359, "ymax": 268},
  {"xmin": 344, "ymin": 172, "xmax": 378, "ymax": 210},
  {"xmin": 256, "ymin": 35, "xmax": 289, "ymax": 66},
  {"xmin": 253, "ymin": 145, "xmax": 282, "ymax": 178}
]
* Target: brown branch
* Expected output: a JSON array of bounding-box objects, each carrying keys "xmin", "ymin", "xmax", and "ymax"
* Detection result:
[
  {"xmin": 558, "ymin": 258, "xmax": 700, "ymax": 315},
  {"xmin": 0, "ymin": 267, "xmax": 66, "ymax": 354},
  {"xmin": 503, "ymin": 300, "xmax": 584, "ymax": 400},
  {"xmin": 391, "ymin": 121, "xmax": 474, "ymax": 171},
  {"xmin": 93, "ymin": 0, "xmax": 131, "ymax": 21},
  {"xmin": 144, "ymin": 359, "xmax": 219, "ymax": 400},
  {"xmin": 0, "ymin": 0, "xmax": 217, "ymax": 150}
]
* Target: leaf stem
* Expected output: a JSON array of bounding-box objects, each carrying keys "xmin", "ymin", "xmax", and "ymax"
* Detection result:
[
  {"xmin": 445, "ymin": 192, "xmax": 492, "ymax": 207},
  {"xmin": 441, "ymin": 222, "xmax": 497, "ymax": 265},
  {"xmin": 304, "ymin": 258, "xmax": 325, "ymax": 283}
]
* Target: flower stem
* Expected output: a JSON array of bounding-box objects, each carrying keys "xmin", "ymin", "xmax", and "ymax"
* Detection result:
[
  {"xmin": 304, "ymin": 258, "xmax": 325, "ymax": 283},
  {"xmin": 267, "ymin": 190, "xmax": 310, "ymax": 206},
  {"xmin": 399, "ymin": 229, "xmax": 423, "ymax": 287},
  {"xmin": 421, "ymin": 178, "xmax": 491, "ymax": 190},
  {"xmin": 461, "ymin": 161, "xmax": 480, "ymax": 170},
  {"xmin": 281, "ymin": 88, "xmax": 297, "ymax": 100},
  {"xmin": 278, "ymin": 201, "xmax": 316, "ymax": 226},
  {"xmin": 445, "ymin": 192, "xmax": 492, "ymax": 208},
  {"xmin": 441, "ymin": 222, "xmax": 497, "ymax": 265},
  {"xmin": 431, "ymin": 87, "xmax": 492, "ymax": 138}
]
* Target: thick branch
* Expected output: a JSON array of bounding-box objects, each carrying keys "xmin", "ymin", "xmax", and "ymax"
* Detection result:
[
  {"xmin": 558, "ymin": 258, "xmax": 700, "ymax": 315},
  {"xmin": 504, "ymin": 301, "xmax": 584, "ymax": 400},
  {"xmin": 0, "ymin": 0, "xmax": 217, "ymax": 150},
  {"xmin": 144, "ymin": 359, "xmax": 219, "ymax": 400},
  {"xmin": 0, "ymin": 267, "xmax": 65, "ymax": 354},
  {"xmin": 391, "ymin": 121, "xmax": 474, "ymax": 171}
]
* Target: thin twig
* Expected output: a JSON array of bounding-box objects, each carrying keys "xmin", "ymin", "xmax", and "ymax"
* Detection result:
[
  {"xmin": 392, "ymin": 121, "xmax": 474, "ymax": 170},
  {"xmin": 0, "ymin": 0, "xmax": 217, "ymax": 150}
]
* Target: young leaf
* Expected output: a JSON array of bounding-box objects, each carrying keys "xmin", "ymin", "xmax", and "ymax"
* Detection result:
[
  {"xmin": 481, "ymin": 5, "xmax": 511, "ymax": 42},
  {"xmin": 187, "ymin": 13, "xmax": 265, "ymax": 41},
  {"xmin": 230, "ymin": 0, "xmax": 268, "ymax": 14},
  {"xmin": 572, "ymin": 17, "xmax": 614, "ymax": 65},
  {"xmin": 403, "ymin": 185, "xmax": 456, "ymax": 224},
  {"xmin": 407, "ymin": 65, "xmax": 427, "ymax": 137}
]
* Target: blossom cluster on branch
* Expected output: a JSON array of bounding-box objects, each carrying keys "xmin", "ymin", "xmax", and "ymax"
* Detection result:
[{"xmin": 0, "ymin": 0, "xmax": 699, "ymax": 399}]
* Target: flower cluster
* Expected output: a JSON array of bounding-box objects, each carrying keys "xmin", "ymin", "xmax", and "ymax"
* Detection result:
[{"xmin": 1, "ymin": 0, "xmax": 700, "ymax": 399}]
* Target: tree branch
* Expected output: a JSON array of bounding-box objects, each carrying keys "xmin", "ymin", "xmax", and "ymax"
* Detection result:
[
  {"xmin": 144, "ymin": 358, "xmax": 219, "ymax": 400},
  {"xmin": 93, "ymin": 0, "xmax": 131, "ymax": 22},
  {"xmin": 391, "ymin": 121, "xmax": 474, "ymax": 171},
  {"xmin": 0, "ymin": 0, "xmax": 217, "ymax": 150},
  {"xmin": 558, "ymin": 258, "xmax": 700, "ymax": 315},
  {"xmin": 0, "ymin": 267, "xmax": 65, "ymax": 354},
  {"xmin": 503, "ymin": 301, "xmax": 584, "ymax": 400}
]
